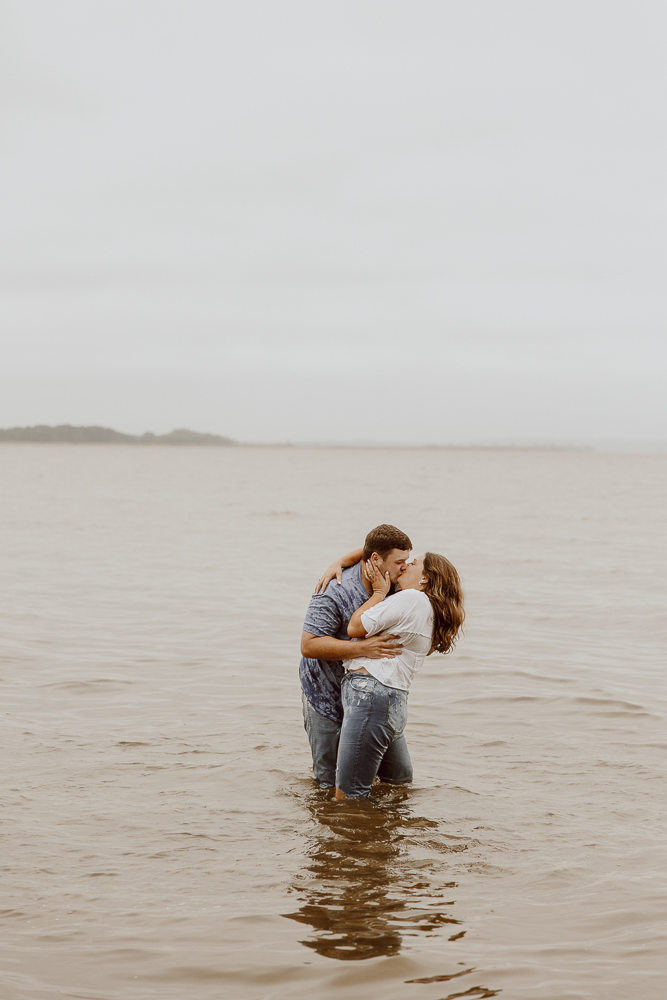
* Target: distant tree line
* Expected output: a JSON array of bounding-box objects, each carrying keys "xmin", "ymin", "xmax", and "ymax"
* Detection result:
[{"xmin": 0, "ymin": 425, "xmax": 235, "ymax": 445}]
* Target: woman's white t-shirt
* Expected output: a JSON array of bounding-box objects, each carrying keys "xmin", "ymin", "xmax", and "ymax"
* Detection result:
[{"xmin": 343, "ymin": 589, "xmax": 433, "ymax": 692}]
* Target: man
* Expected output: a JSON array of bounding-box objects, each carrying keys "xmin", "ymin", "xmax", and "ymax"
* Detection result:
[{"xmin": 299, "ymin": 523, "xmax": 414, "ymax": 789}]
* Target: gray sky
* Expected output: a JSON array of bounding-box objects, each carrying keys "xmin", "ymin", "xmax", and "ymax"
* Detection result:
[{"xmin": 2, "ymin": 0, "xmax": 666, "ymax": 444}]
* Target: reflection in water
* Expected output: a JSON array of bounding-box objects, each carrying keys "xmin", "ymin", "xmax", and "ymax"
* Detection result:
[
  {"xmin": 282, "ymin": 786, "xmax": 466, "ymax": 961},
  {"xmin": 436, "ymin": 990, "xmax": 500, "ymax": 1000}
]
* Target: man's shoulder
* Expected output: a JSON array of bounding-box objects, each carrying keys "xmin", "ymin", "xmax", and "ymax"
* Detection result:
[
  {"xmin": 323, "ymin": 563, "xmax": 365, "ymax": 602},
  {"xmin": 303, "ymin": 565, "xmax": 360, "ymax": 622},
  {"xmin": 303, "ymin": 563, "xmax": 367, "ymax": 636}
]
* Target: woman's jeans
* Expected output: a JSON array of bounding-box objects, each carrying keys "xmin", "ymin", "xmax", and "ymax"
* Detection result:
[
  {"xmin": 335, "ymin": 672, "xmax": 412, "ymax": 798},
  {"xmin": 302, "ymin": 691, "xmax": 413, "ymax": 790}
]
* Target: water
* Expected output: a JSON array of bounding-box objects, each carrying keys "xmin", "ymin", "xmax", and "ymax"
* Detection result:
[{"xmin": 1, "ymin": 444, "xmax": 665, "ymax": 1000}]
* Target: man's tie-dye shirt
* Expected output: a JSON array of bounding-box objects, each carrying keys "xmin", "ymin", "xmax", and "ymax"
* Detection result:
[{"xmin": 299, "ymin": 562, "xmax": 369, "ymax": 723}]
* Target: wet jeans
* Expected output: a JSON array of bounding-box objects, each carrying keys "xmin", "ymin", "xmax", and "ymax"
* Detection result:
[
  {"xmin": 302, "ymin": 687, "xmax": 413, "ymax": 791},
  {"xmin": 302, "ymin": 692, "xmax": 341, "ymax": 788},
  {"xmin": 335, "ymin": 672, "xmax": 413, "ymax": 798}
]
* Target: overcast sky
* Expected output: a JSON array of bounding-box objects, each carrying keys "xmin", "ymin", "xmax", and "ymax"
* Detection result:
[{"xmin": 2, "ymin": 0, "xmax": 666, "ymax": 444}]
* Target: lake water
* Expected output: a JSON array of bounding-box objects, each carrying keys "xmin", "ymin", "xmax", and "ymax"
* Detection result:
[{"xmin": 1, "ymin": 444, "xmax": 665, "ymax": 1000}]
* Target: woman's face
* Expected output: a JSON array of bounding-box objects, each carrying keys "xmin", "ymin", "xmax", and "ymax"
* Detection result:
[{"xmin": 396, "ymin": 554, "xmax": 426, "ymax": 591}]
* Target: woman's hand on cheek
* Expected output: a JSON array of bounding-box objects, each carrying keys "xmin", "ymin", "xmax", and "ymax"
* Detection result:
[{"xmin": 366, "ymin": 560, "xmax": 391, "ymax": 598}]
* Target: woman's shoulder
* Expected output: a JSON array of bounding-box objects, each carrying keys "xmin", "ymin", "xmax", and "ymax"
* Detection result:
[
  {"xmin": 382, "ymin": 589, "xmax": 432, "ymax": 634},
  {"xmin": 392, "ymin": 587, "xmax": 429, "ymax": 606},
  {"xmin": 384, "ymin": 588, "xmax": 431, "ymax": 618}
]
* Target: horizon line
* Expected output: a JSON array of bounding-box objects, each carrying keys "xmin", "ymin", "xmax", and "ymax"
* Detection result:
[{"xmin": 1, "ymin": 424, "xmax": 666, "ymax": 452}]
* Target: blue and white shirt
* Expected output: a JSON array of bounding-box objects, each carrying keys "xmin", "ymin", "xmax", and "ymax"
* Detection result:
[{"xmin": 299, "ymin": 562, "xmax": 370, "ymax": 723}]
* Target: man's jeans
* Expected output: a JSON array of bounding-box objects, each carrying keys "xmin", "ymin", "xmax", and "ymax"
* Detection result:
[
  {"xmin": 302, "ymin": 693, "xmax": 341, "ymax": 788},
  {"xmin": 336, "ymin": 672, "xmax": 412, "ymax": 798},
  {"xmin": 302, "ymin": 683, "xmax": 413, "ymax": 792}
]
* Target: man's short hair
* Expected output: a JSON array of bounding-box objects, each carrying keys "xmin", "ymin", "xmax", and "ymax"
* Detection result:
[{"xmin": 362, "ymin": 524, "xmax": 412, "ymax": 561}]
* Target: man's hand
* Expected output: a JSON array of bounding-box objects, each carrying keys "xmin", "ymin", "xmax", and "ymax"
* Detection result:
[
  {"xmin": 358, "ymin": 634, "xmax": 402, "ymax": 658},
  {"xmin": 301, "ymin": 630, "xmax": 402, "ymax": 660}
]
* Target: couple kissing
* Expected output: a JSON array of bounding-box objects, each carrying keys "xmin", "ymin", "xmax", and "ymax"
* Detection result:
[{"xmin": 299, "ymin": 524, "xmax": 464, "ymax": 801}]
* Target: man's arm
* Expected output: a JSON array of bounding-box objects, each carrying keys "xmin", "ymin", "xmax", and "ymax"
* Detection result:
[{"xmin": 301, "ymin": 631, "xmax": 401, "ymax": 660}]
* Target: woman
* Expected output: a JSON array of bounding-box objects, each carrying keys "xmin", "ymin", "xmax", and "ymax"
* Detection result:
[{"xmin": 334, "ymin": 552, "xmax": 464, "ymax": 800}]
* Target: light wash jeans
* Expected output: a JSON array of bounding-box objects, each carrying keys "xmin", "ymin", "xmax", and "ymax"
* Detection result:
[{"xmin": 302, "ymin": 688, "xmax": 413, "ymax": 791}]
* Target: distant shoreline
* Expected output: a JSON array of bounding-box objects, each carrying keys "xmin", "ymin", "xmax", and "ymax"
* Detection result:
[
  {"xmin": 0, "ymin": 425, "xmax": 665, "ymax": 452},
  {"xmin": 0, "ymin": 425, "xmax": 235, "ymax": 446}
]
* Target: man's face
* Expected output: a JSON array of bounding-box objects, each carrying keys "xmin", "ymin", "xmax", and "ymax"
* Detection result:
[{"xmin": 374, "ymin": 548, "xmax": 411, "ymax": 583}]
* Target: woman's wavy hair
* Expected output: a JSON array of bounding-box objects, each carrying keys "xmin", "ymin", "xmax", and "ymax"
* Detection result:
[{"xmin": 422, "ymin": 552, "xmax": 465, "ymax": 655}]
